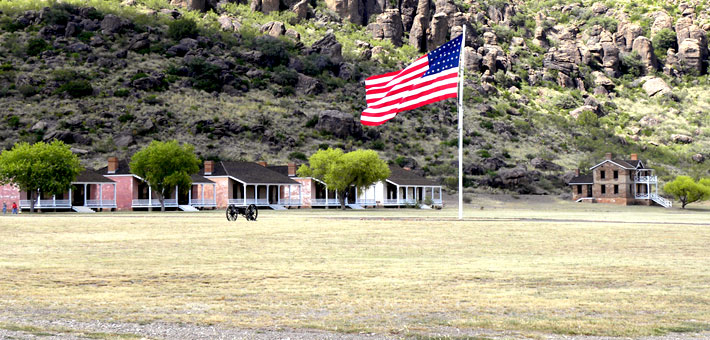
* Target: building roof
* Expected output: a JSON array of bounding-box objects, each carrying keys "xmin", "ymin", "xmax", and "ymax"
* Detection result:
[
  {"xmin": 387, "ymin": 165, "xmax": 439, "ymax": 186},
  {"xmin": 203, "ymin": 161, "xmax": 298, "ymax": 184},
  {"xmin": 266, "ymin": 165, "xmax": 290, "ymax": 177},
  {"xmin": 191, "ymin": 174, "xmax": 215, "ymax": 184},
  {"xmin": 97, "ymin": 160, "xmax": 133, "ymax": 175},
  {"xmin": 568, "ymin": 174, "xmax": 594, "ymax": 185},
  {"xmin": 74, "ymin": 169, "xmax": 116, "ymax": 183},
  {"xmin": 590, "ymin": 159, "xmax": 644, "ymax": 170}
]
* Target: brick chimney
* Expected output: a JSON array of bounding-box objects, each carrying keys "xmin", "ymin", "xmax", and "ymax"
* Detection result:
[
  {"xmin": 257, "ymin": 161, "xmax": 267, "ymax": 167},
  {"xmin": 630, "ymin": 153, "xmax": 638, "ymax": 161},
  {"xmin": 204, "ymin": 160, "xmax": 214, "ymax": 175},
  {"xmin": 605, "ymin": 152, "xmax": 613, "ymax": 160},
  {"xmin": 108, "ymin": 157, "xmax": 118, "ymax": 174},
  {"xmin": 575, "ymin": 168, "xmax": 580, "ymax": 176},
  {"xmin": 287, "ymin": 162, "xmax": 296, "ymax": 176}
]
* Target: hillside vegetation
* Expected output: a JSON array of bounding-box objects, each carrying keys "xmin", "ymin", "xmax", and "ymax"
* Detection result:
[{"xmin": 1, "ymin": 0, "xmax": 710, "ymax": 195}]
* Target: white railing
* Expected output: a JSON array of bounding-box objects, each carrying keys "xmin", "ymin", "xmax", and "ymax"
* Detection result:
[
  {"xmin": 228, "ymin": 199, "xmax": 270, "ymax": 206},
  {"xmin": 382, "ymin": 198, "xmax": 443, "ymax": 205},
  {"xmin": 132, "ymin": 199, "xmax": 178, "ymax": 207},
  {"xmin": 19, "ymin": 199, "xmax": 71, "ymax": 208},
  {"xmin": 356, "ymin": 199, "xmax": 376, "ymax": 205},
  {"xmin": 85, "ymin": 200, "xmax": 117, "ymax": 208},
  {"xmin": 635, "ymin": 193, "xmax": 649, "ymax": 199},
  {"xmin": 311, "ymin": 199, "xmax": 341, "ymax": 206},
  {"xmin": 634, "ymin": 176, "xmax": 657, "ymax": 183},
  {"xmin": 278, "ymin": 199, "xmax": 302, "ymax": 206},
  {"xmin": 651, "ymin": 194, "xmax": 672, "ymax": 208},
  {"xmin": 189, "ymin": 199, "xmax": 216, "ymax": 207}
]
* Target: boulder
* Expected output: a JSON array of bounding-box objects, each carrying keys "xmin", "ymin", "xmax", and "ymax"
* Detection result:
[
  {"xmin": 428, "ymin": 13, "xmax": 449, "ymax": 49},
  {"xmin": 642, "ymin": 77, "xmax": 671, "ymax": 97},
  {"xmin": 100, "ymin": 14, "xmax": 127, "ymax": 34},
  {"xmin": 639, "ymin": 115, "xmax": 662, "ymax": 127},
  {"xmin": 315, "ymin": 110, "xmax": 363, "ymax": 139},
  {"xmin": 531, "ymin": 157, "xmax": 562, "ymax": 171},
  {"xmin": 591, "ymin": 2, "xmax": 607, "ymax": 14},
  {"xmin": 285, "ymin": 28, "xmax": 301, "ymax": 41},
  {"xmin": 601, "ymin": 42, "xmax": 621, "ymax": 77},
  {"xmin": 295, "ymin": 73, "xmax": 324, "ymax": 95},
  {"xmin": 671, "ymin": 134, "xmax": 693, "ymax": 144},
  {"xmin": 115, "ymin": 134, "xmax": 134, "ymax": 147},
  {"xmin": 30, "ymin": 121, "xmax": 48, "ymax": 131},
  {"xmin": 631, "ymin": 36, "xmax": 658, "ymax": 74},
  {"xmin": 66, "ymin": 42, "xmax": 92, "ymax": 53},
  {"xmin": 678, "ymin": 38, "xmax": 705, "ymax": 74},
  {"xmin": 260, "ymin": 21, "xmax": 285, "ymax": 37},
  {"xmin": 650, "ymin": 11, "xmax": 673, "ymax": 38},
  {"xmin": 218, "ymin": 15, "xmax": 241, "ymax": 32},
  {"xmin": 409, "ymin": 0, "xmax": 430, "ymax": 52},
  {"xmin": 481, "ymin": 157, "xmax": 507, "ymax": 171},
  {"xmin": 692, "ymin": 153, "xmax": 705, "ymax": 163},
  {"xmin": 592, "ymin": 71, "xmax": 614, "ymax": 89},
  {"xmin": 325, "ymin": 0, "xmax": 364, "ymax": 25},
  {"xmin": 368, "ymin": 9, "xmax": 404, "ymax": 46},
  {"xmin": 569, "ymin": 105, "xmax": 597, "ymax": 119},
  {"xmin": 131, "ymin": 76, "xmax": 164, "ymax": 91},
  {"xmin": 292, "ymin": 0, "xmax": 313, "ymax": 20},
  {"xmin": 251, "ymin": 0, "xmax": 280, "ymax": 13},
  {"xmin": 308, "ymin": 33, "xmax": 343, "ymax": 65}
]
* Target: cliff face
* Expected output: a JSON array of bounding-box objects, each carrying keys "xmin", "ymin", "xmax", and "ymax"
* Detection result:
[{"xmin": 1, "ymin": 0, "xmax": 710, "ymax": 195}]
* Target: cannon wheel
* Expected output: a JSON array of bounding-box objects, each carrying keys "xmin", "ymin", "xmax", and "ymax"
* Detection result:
[
  {"xmin": 246, "ymin": 204, "xmax": 258, "ymax": 221},
  {"xmin": 226, "ymin": 205, "xmax": 238, "ymax": 221}
]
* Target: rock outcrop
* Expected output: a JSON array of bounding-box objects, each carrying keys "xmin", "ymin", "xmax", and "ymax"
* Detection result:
[
  {"xmin": 368, "ymin": 9, "xmax": 404, "ymax": 46},
  {"xmin": 631, "ymin": 36, "xmax": 658, "ymax": 74}
]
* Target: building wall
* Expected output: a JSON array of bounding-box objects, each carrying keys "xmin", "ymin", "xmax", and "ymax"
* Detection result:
[
  {"xmin": 104, "ymin": 176, "xmax": 134, "ymax": 210},
  {"xmin": 571, "ymin": 184, "xmax": 593, "ymax": 202},
  {"xmin": 288, "ymin": 178, "xmax": 312, "ymax": 207},
  {"xmin": 592, "ymin": 164, "xmax": 635, "ymax": 205},
  {"xmin": 0, "ymin": 184, "xmax": 20, "ymax": 206},
  {"xmin": 208, "ymin": 177, "xmax": 231, "ymax": 208}
]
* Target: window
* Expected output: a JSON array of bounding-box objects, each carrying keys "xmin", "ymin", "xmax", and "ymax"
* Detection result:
[
  {"xmin": 613, "ymin": 170, "xmax": 618, "ymax": 179},
  {"xmin": 600, "ymin": 170, "xmax": 606, "ymax": 179},
  {"xmin": 601, "ymin": 185, "xmax": 606, "ymax": 194},
  {"xmin": 577, "ymin": 185, "xmax": 582, "ymax": 194},
  {"xmin": 614, "ymin": 185, "xmax": 619, "ymax": 194}
]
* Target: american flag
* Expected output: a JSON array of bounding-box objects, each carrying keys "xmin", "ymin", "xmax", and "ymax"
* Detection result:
[{"xmin": 361, "ymin": 35, "xmax": 463, "ymax": 126}]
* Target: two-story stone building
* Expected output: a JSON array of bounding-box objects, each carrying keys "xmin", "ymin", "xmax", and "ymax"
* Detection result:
[{"xmin": 568, "ymin": 153, "xmax": 671, "ymax": 208}]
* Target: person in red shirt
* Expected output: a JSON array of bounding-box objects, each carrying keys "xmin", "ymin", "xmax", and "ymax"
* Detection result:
[{"xmin": 11, "ymin": 202, "xmax": 18, "ymax": 214}]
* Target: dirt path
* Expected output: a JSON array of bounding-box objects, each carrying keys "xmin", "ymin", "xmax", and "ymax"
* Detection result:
[{"xmin": 1, "ymin": 314, "xmax": 709, "ymax": 340}]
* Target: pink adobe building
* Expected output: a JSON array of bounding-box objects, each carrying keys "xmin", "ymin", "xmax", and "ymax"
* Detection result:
[{"xmin": 98, "ymin": 157, "xmax": 216, "ymax": 211}]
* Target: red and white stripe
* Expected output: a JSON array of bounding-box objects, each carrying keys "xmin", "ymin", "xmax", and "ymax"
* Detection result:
[{"xmin": 361, "ymin": 55, "xmax": 459, "ymax": 126}]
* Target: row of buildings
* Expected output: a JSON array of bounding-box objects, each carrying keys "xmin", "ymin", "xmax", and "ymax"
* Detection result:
[{"xmin": 0, "ymin": 157, "xmax": 444, "ymax": 212}]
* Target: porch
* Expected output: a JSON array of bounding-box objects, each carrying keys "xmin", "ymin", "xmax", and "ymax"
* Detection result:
[
  {"xmin": 228, "ymin": 182, "xmax": 302, "ymax": 207},
  {"xmin": 384, "ymin": 182, "xmax": 443, "ymax": 206}
]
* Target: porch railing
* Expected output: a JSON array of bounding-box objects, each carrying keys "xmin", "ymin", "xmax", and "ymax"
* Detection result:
[
  {"xmin": 311, "ymin": 199, "xmax": 341, "ymax": 206},
  {"xmin": 228, "ymin": 199, "xmax": 270, "ymax": 206},
  {"xmin": 189, "ymin": 199, "xmax": 216, "ymax": 207},
  {"xmin": 634, "ymin": 176, "xmax": 657, "ymax": 183},
  {"xmin": 85, "ymin": 200, "xmax": 117, "ymax": 208},
  {"xmin": 356, "ymin": 199, "xmax": 376, "ymax": 205},
  {"xmin": 132, "ymin": 199, "xmax": 178, "ymax": 207},
  {"xmin": 278, "ymin": 198, "xmax": 302, "ymax": 206},
  {"xmin": 382, "ymin": 198, "xmax": 443, "ymax": 205},
  {"xmin": 19, "ymin": 199, "xmax": 71, "ymax": 208}
]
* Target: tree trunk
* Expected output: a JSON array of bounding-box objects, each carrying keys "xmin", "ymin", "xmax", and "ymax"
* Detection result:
[
  {"xmin": 681, "ymin": 198, "xmax": 687, "ymax": 209},
  {"xmin": 158, "ymin": 192, "xmax": 165, "ymax": 212},
  {"xmin": 339, "ymin": 192, "xmax": 346, "ymax": 210},
  {"xmin": 30, "ymin": 190, "xmax": 36, "ymax": 213}
]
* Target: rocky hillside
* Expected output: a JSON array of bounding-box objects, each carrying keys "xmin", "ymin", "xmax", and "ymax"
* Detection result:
[{"xmin": 1, "ymin": 0, "xmax": 710, "ymax": 196}]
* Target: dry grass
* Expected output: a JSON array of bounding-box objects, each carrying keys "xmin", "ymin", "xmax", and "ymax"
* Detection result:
[{"xmin": 1, "ymin": 199, "xmax": 710, "ymax": 337}]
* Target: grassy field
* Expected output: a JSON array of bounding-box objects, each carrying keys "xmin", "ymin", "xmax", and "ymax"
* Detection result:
[{"xmin": 1, "ymin": 197, "xmax": 710, "ymax": 338}]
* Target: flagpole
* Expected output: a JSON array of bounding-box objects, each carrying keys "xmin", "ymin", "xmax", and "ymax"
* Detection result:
[{"xmin": 457, "ymin": 26, "xmax": 466, "ymax": 220}]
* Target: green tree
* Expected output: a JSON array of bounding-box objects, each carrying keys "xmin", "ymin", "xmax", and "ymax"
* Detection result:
[
  {"xmin": 652, "ymin": 28, "xmax": 678, "ymax": 57},
  {"xmin": 0, "ymin": 141, "xmax": 82, "ymax": 213},
  {"xmin": 298, "ymin": 148, "xmax": 390, "ymax": 209},
  {"xmin": 129, "ymin": 140, "xmax": 200, "ymax": 212},
  {"xmin": 663, "ymin": 176, "xmax": 710, "ymax": 209}
]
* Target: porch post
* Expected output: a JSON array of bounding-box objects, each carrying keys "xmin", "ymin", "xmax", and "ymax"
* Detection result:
[
  {"xmin": 201, "ymin": 184, "xmax": 205, "ymax": 206},
  {"xmin": 113, "ymin": 183, "xmax": 117, "ymax": 208},
  {"xmin": 53, "ymin": 194, "xmax": 55, "ymax": 207},
  {"xmin": 325, "ymin": 186, "xmax": 328, "ymax": 209},
  {"xmin": 266, "ymin": 185, "xmax": 270, "ymax": 205},
  {"xmin": 84, "ymin": 184, "xmax": 87, "ymax": 206},
  {"xmin": 99, "ymin": 183, "xmax": 103, "ymax": 209},
  {"xmin": 68, "ymin": 187, "xmax": 72, "ymax": 207},
  {"xmin": 278, "ymin": 185, "xmax": 281, "ymax": 204},
  {"xmin": 254, "ymin": 185, "xmax": 258, "ymax": 203},
  {"xmin": 148, "ymin": 186, "xmax": 152, "ymax": 207},
  {"xmin": 189, "ymin": 185, "xmax": 192, "ymax": 205},
  {"xmin": 243, "ymin": 184, "xmax": 247, "ymax": 206},
  {"xmin": 396, "ymin": 185, "xmax": 400, "ymax": 204}
]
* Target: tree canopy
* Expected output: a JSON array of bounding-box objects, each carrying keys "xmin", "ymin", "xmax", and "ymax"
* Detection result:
[
  {"xmin": 0, "ymin": 140, "xmax": 82, "ymax": 212},
  {"xmin": 130, "ymin": 140, "xmax": 200, "ymax": 211},
  {"xmin": 298, "ymin": 148, "xmax": 390, "ymax": 209},
  {"xmin": 663, "ymin": 176, "xmax": 710, "ymax": 209}
]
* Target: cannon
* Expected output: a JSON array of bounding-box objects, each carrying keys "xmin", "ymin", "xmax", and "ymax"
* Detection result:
[{"xmin": 226, "ymin": 204, "xmax": 258, "ymax": 221}]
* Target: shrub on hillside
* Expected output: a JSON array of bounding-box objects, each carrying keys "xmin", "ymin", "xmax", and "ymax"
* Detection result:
[
  {"xmin": 586, "ymin": 16, "xmax": 618, "ymax": 33},
  {"xmin": 652, "ymin": 28, "xmax": 677, "ymax": 57},
  {"xmin": 26, "ymin": 38, "xmax": 50, "ymax": 56},
  {"xmin": 251, "ymin": 36, "xmax": 290, "ymax": 68},
  {"xmin": 168, "ymin": 19, "xmax": 198, "ymax": 40},
  {"xmin": 185, "ymin": 58, "xmax": 222, "ymax": 92},
  {"xmin": 18, "ymin": 84, "xmax": 38, "ymax": 97},
  {"xmin": 272, "ymin": 66, "xmax": 298, "ymax": 87},
  {"xmin": 620, "ymin": 52, "xmax": 644, "ymax": 77},
  {"xmin": 56, "ymin": 80, "xmax": 93, "ymax": 98}
]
